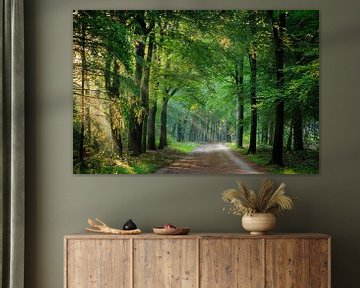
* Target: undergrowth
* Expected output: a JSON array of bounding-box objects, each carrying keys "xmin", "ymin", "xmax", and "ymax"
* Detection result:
[
  {"xmin": 74, "ymin": 141, "xmax": 199, "ymax": 174},
  {"xmin": 229, "ymin": 143, "xmax": 319, "ymax": 174}
]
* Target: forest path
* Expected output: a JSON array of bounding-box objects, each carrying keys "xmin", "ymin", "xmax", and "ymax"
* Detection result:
[{"xmin": 156, "ymin": 143, "xmax": 264, "ymax": 174}]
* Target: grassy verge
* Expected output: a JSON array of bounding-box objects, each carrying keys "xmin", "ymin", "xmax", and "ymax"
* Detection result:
[
  {"xmin": 229, "ymin": 143, "xmax": 319, "ymax": 174},
  {"xmin": 168, "ymin": 140, "xmax": 200, "ymax": 153},
  {"xmin": 74, "ymin": 141, "xmax": 199, "ymax": 174}
]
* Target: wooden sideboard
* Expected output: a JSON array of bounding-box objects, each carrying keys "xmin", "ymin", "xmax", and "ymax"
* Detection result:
[{"xmin": 64, "ymin": 233, "xmax": 330, "ymax": 288}]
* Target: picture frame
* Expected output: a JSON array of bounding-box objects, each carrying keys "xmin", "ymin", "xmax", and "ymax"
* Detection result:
[{"xmin": 73, "ymin": 10, "xmax": 319, "ymax": 175}]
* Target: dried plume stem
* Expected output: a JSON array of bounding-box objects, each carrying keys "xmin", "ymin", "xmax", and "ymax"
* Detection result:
[{"xmin": 86, "ymin": 218, "xmax": 142, "ymax": 235}]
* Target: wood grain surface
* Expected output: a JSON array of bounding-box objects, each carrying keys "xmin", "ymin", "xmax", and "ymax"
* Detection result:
[
  {"xmin": 64, "ymin": 233, "xmax": 330, "ymax": 288},
  {"xmin": 265, "ymin": 239, "xmax": 313, "ymax": 288},
  {"xmin": 200, "ymin": 238, "xmax": 264, "ymax": 288},
  {"xmin": 133, "ymin": 239, "xmax": 198, "ymax": 288},
  {"xmin": 309, "ymin": 239, "xmax": 330, "ymax": 288},
  {"xmin": 65, "ymin": 239, "xmax": 131, "ymax": 288}
]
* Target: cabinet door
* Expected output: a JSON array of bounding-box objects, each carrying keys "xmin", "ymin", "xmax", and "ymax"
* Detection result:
[
  {"xmin": 134, "ymin": 239, "xmax": 198, "ymax": 288},
  {"xmin": 200, "ymin": 239, "xmax": 264, "ymax": 288},
  {"xmin": 265, "ymin": 239, "xmax": 329, "ymax": 288},
  {"xmin": 309, "ymin": 239, "xmax": 330, "ymax": 288},
  {"xmin": 266, "ymin": 239, "xmax": 309, "ymax": 288},
  {"xmin": 66, "ymin": 239, "xmax": 131, "ymax": 288}
]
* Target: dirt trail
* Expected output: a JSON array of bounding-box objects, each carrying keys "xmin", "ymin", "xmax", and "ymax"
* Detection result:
[{"xmin": 156, "ymin": 143, "xmax": 264, "ymax": 174}]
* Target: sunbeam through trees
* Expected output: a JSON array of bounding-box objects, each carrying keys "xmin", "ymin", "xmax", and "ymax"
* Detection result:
[{"xmin": 73, "ymin": 10, "xmax": 319, "ymax": 174}]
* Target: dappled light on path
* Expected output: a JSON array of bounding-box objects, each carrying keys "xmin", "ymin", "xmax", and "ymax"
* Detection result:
[{"xmin": 156, "ymin": 143, "xmax": 263, "ymax": 174}]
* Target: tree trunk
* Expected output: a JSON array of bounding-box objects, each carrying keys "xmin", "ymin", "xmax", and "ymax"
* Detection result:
[
  {"xmin": 158, "ymin": 86, "xmax": 176, "ymax": 149},
  {"xmin": 236, "ymin": 57, "xmax": 244, "ymax": 148},
  {"xmin": 158, "ymin": 97, "xmax": 169, "ymax": 149},
  {"xmin": 147, "ymin": 42, "xmax": 160, "ymax": 151},
  {"xmin": 147, "ymin": 101, "xmax": 157, "ymax": 150},
  {"xmin": 272, "ymin": 101, "xmax": 285, "ymax": 164},
  {"xmin": 268, "ymin": 120, "xmax": 274, "ymax": 146},
  {"xmin": 270, "ymin": 11, "xmax": 286, "ymax": 165},
  {"xmin": 226, "ymin": 122, "xmax": 232, "ymax": 142},
  {"xmin": 85, "ymin": 80, "xmax": 92, "ymax": 147},
  {"xmin": 171, "ymin": 123, "xmax": 177, "ymax": 139},
  {"xmin": 293, "ymin": 106, "xmax": 304, "ymax": 150},
  {"xmin": 128, "ymin": 12, "xmax": 146, "ymax": 156},
  {"xmin": 212, "ymin": 121, "xmax": 216, "ymax": 142},
  {"xmin": 141, "ymin": 26, "xmax": 155, "ymax": 153},
  {"xmin": 286, "ymin": 120, "xmax": 293, "ymax": 151},
  {"xmin": 86, "ymin": 106, "xmax": 91, "ymax": 145},
  {"xmin": 109, "ymin": 105, "xmax": 123, "ymax": 157},
  {"xmin": 128, "ymin": 116, "xmax": 142, "ymax": 156},
  {"xmin": 205, "ymin": 117, "xmax": 209, "ymax": 142},
  {"xmin": 247, "ymin": 50, "xmax": 257, "ymax": 154},
  {"xmin": 261, "ymin": 122, "xmax": 267, "ymax": 145},
  {"xmin": 189, "ymin": 121, "xmax": 194, "ymax": 142},
  {"xmin": 79, "ymin": 21, "xmax": 86, "ymax": 171},
  {"xmin": 104, "ymin": 56, "xmax": 123, "ymax": 157},
  {"xmin": 177, "ymin": 119, "xmax": 183, "ymax": 142}
]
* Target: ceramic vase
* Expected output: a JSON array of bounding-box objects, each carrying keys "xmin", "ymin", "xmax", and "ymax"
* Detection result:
[{"xmin": 242, "ymin": 213, "xmax": 276, "ymax": 235}]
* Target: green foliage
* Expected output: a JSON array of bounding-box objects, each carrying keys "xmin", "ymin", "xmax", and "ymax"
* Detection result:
[
  {"xmin": 168, "ymin": 140, "xmax": 200, "ymax": 153},
  {"xmin": 231, "ymin": 144, "xmax": 319, "ymax": 174},
  {"xmin": 73, "ymin": 10, "xmax": 133, "ymax": 71},
  {"xmin": 73, "ymin": 143, "xmax": 198, "ymax": 174},
  {"xmin": 73, "ymin": 10, "xmax": 319, "ymax": 174}
]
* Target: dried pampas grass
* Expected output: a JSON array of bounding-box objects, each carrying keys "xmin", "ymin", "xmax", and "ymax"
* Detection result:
[{"xmin": 222, "ymin": 179, "xmax": 294, "ymax": 216}]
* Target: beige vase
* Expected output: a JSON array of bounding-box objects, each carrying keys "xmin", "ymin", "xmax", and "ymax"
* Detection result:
[{"xmin": 242, "ymin": 213, "xmax": 276, "ymax": 235}]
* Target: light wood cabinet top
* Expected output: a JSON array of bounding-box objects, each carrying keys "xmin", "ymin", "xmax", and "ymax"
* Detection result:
[{"xmin": 65, "ymin": 232, "xmax": 330, "ymax": 239}]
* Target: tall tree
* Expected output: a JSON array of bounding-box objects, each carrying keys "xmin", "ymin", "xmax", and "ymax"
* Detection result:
[
  {"xmin": 269, "ymin": 10, "xmax": 287, "ymax": 165},
  {"xmin": 75, "ymin": 12, "xmax": 88, "ymax": 171},
  {"xmin": 141, "ymin": 19, "xmax": 155, "ymax": 152},
  {"xmin": 293, "ymin": 109, "xmax": 303, "ymax": 150},
  {"xmin": 128, "ymin": 11, "xmax": 147, "ymax": 156},
  {"xmin": 147, "ymin": 101, "xmax": 157, "ymax": 150},
  {"xmin": 247, "ymin": 12, "xmax": 258, "ymax": 154},
  {"xmin": 147, "ymin": 19, "xmax": 165, "ymax": 151},
  {"xmin": 286, "ymin": 10, "xmax": 319, "ymax": 151},
  {"xmin": 104, "ymin": 56, "xmax": 123, "ymax": 157},
  {"xmin": 147, "ymin": 44, "xmax": 160, "ymax": 151},
  {"xmin": 235, "ymin": 57, "xmax": 245, "ymax": 148},
  {"xmin": 158, "ymin": 87, "xmax": 177, "ymax": 149}
]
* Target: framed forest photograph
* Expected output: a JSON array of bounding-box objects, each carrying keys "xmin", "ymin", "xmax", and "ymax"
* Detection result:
[{"xmin": 73, "ymin": 10, "xmax": 319, "ymax": 175}]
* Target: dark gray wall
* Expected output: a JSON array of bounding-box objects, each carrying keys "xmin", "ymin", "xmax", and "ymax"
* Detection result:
[{"xmin": 25, "ymin": 0, "xmax": 360, "ymax": 287}]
